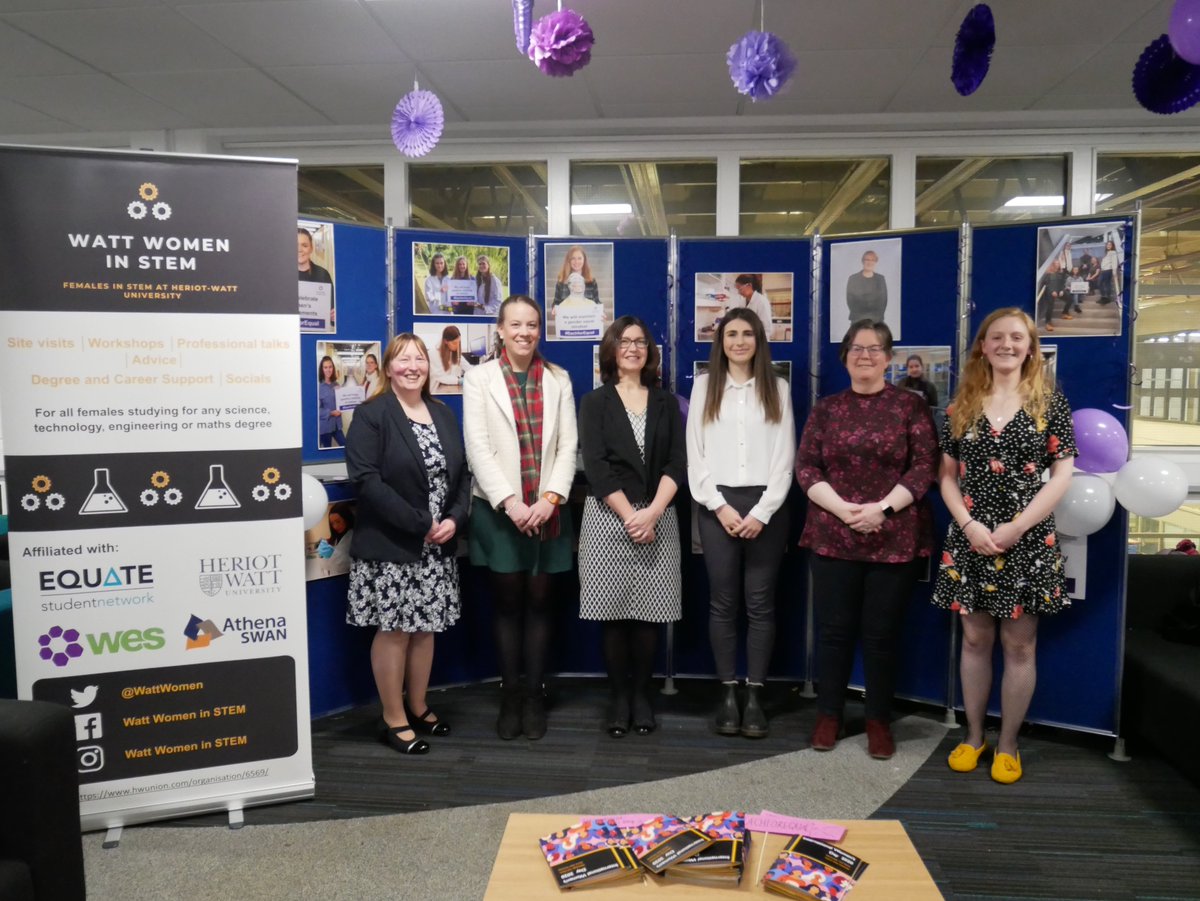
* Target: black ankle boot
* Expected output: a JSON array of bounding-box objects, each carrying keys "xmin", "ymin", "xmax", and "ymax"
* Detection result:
[
  {"xmin": 522, "ymin": 684, "xmax": 547, "ymax": 740},
  {"xmin": 741, "ymin": 682, "xmax": 768, "ymax": 738},
  {"xmin": 497, "ymin": 683, "xmax": 522, "ymax": 740},
  {"xmin": 714, "ymin": 681, "xmax": 740, "ymax": 736}
]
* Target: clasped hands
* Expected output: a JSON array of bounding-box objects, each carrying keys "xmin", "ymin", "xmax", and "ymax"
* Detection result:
[
  {"xmin": 504, "ymin": 497, "xmax": 557, "ymax": 537},
  {"xmin": 623, "ymin": 507, "xmax": 661, "ymax": 545},
  {"xmin": 715, "ymin": 505, "xmax": 764, "ymax": 540},
  {"xmin": 841, "ymin": 502, "xmax": 886, "ymax": 534},
  {"xmin": 424, "ymin": 517, "xmax": 457, "ymax": 545},
  {"xmin": 963, "ymin": 519, "xmax": 1023, "ymax": 555}
]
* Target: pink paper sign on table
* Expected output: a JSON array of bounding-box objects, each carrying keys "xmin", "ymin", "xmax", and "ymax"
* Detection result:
[
  {"xmin": 602, "ymin": 814, "xmax": 663, "ymax": 829},
  {"xmin": 746, "ymin": 810, "xmax": 847, "ymax": 841}
]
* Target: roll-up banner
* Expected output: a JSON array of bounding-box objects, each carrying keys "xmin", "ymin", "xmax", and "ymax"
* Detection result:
[{"xmin": 0, "ymin": 146, "xmax": 313, "ymax": 830}]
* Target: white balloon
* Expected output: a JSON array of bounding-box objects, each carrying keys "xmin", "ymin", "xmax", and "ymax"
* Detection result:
[
  {"xmin": 301, "ymin": 473, "xmax": 330, "ymax": 530},
  {"xmin": 1055, "ymin": 473, "xmax": 1115, "ymax": 537},
  {"xmin": 1113, "ymin": 456, "xmax": 1189, "ymax": 518}
]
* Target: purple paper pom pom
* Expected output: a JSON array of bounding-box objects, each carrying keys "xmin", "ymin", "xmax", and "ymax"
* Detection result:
[
  {"xmin": 391, "ymin": 89, "xmax": 444, "ymax": 158},
  {"xmin": 727, "ymin": 30, "xmax": 797, "ymax": 101},
  {"xmin": 1133, "ymin": 33, "xmax": 1200, "ymax": 114},
  {"xmin": 952, "ymin": 4, "xmax": 995, "ymax": 96},
  {"xmin": 513, "ymin": 0, "xmax": 534, "ymax": 54},
  {"xmin": 528, "ymin": 8, "xmax": 594, "ymax": 77}
]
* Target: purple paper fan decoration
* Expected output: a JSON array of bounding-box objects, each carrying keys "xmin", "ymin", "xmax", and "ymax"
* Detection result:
[
  {"xmin": 727, "ymin": 30, "xmax": 797, "ymax": 101},
  {"xmin": 951, "ymin": 4, "xmax": 995, "ymax": 96},
  {"xmin": 1132, "ymin": 33, "xmax": 1200, "ymax": 115},
  {"xmin": 391, "ymin": 89, "xmax": 444, "ymax": 158},
  {"xmin": 528, "ymin": 8, "xmax": 595, "ymax": 77},
  {"xmin": 513, "ymin": 0, "xmax": 534, "ymax": 54}
]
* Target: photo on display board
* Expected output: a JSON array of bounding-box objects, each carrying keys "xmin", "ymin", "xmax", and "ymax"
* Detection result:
[
  {"xmin": 1041, "ymin": 345, "xmax": 1059, "ymax": 389},
  {"xmin": 413, "ymin": 241, "xmax": 510, "ymax": 317},
  {"xmin": 412, "ymin": 322, "xmax": 498, "ymax": 395},
  {"xmin": 315, "ymin": 340, "xmax": 382, "ymax": 449},
  {"xmin": 1034, "ymin": 222, "xmax": 1125, "ymax": 338},
  {"xmin": 829, "ymin": 237, "xmax": 902, "ymax": 342},
  {"xmin": 694, "ymin": 272, "xmax": 794, "ymax": 343},
  {"xmin": 889, "ymin": 345, "xmax": 950, "ymax": 421},
  {"xmin": 694, "ymin": 359, "xmax": 791, "ymax": 384},
  {"xmin": 298, "ymin": 220, "xmax": 336, "ymax": 334},
  {"xmin": 305, "ymin": 499, "xmax": 357, "ymax": 582},
  {"xmin": 544, "ymin": 242, "xmax": 615, "ymax": 341},
  {"xmin": 592, "ymin": 344, "xmax": 602, "ymax": 389}
]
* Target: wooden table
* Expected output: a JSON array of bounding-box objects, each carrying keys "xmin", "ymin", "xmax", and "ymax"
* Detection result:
[{"xmin": 484, "ymin": 813, "xmax": 943, "ymax": 899}]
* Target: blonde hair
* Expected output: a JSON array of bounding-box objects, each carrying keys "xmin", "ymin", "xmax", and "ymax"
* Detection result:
[{"xmin": 949, "ymin": 307, "xmax": 1052, "ymax": 438}]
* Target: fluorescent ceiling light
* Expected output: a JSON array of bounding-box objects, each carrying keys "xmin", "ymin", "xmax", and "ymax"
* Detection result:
[
  {"xmin": 1004, "ymin": 193, "xmax": 1113, "ymax": 208},
  {"xmin": 571, "ymin": 203, "xmax": 632, "ymax": 215}
]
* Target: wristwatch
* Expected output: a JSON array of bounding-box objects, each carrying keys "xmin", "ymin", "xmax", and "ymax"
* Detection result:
[
  {"xmin": 879, "ymin": 503, "xmax": 895, "ymax": 518},
  {"xmin": 542, "ymin": 492, "xmax": 563, "ymax": 506}
]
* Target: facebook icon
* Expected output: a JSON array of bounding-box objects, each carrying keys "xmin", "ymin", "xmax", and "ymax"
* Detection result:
[{"xmin": 74, "ymin": 713, "xmax": 103, "ymax": 741}]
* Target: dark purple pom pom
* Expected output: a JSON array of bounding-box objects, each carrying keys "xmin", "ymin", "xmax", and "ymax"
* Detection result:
[
  {"xmin": 1133, "ymin": 33, "xmax": 1200, "ymax": 114},
  {"xmin": 952, "ymin": 4, "xmax": 995, "ymax": 97}
]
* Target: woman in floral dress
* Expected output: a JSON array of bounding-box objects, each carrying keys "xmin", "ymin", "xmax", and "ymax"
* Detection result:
[
  {"xmin": 934, "ymin": 308, "xmax": 1076, "ymax": 784},
  {"xmin": 345, "ymin": 333, "xmax": 470, "ymax": 754}
]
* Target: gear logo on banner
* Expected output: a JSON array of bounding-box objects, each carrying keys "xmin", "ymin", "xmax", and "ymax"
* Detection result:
[{"xmin": 126, "ymin": 181, "xmax": 172, "ymax": 221}]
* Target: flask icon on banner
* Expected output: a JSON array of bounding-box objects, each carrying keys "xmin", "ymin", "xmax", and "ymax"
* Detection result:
[
  {"xmin": 195, "ymin": 464, "xmax": 240, "ymax": 510},
  {"xmin": 79, "ymin": 468, "xmax": 128, "ymax": 515}
]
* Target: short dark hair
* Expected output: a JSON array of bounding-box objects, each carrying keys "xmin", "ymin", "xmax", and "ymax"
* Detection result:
[
  {"xmin": 838, "ymin": 319, "xmax": 894, "ymax": 365},
  {"xmin": 906, "ymin": 353, "xmax": 924, "ymax": 366},
  {"xmin": 598, "ymin": 315, "xmax": 659, "ymax": 386}
]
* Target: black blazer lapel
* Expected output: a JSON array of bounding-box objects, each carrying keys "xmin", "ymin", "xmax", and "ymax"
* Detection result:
[{"xmin": 384, "ymin": 394, "xmax": 429, "ymax": 493}]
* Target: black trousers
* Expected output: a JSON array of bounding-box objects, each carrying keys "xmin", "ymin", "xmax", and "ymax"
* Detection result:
[
  {"xmin": 697, "ymin": 485, "xmax": 788, "ymax": 684},
  {"xmin": 810, "ymin": 554, "xmax": 922, "ymax": 721}
]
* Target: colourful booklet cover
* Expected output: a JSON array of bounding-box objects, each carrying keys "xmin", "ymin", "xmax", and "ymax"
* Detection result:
[
  {"xmin": 669, "ymin": 810, "xmax": 748, "ymax": 872},
  {"xmin": 762, "ymin": 836, "xmax": 869, "ymax": 900},
  {"xmin": 538, "ymin": 818, "xmax": 641, "ymax": 890},
  {"xmin": 624, "ymin": 814, "xmax": 713, "ymax": 874}
]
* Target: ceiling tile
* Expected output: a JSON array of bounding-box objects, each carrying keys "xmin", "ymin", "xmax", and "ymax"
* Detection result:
[
  {"xmin": 0, "ymin": 20, "xmax": 92, "ymax": 76},
  {"xmin": 419, "ymin": 57, "xmax": 597, "ymax": 121},
  {"xmin": 120, "ymin": 68, "xmax": 332, "ymax": 128},
  {"xmin": 0, "ymin": 94, "xmax": 76, "ymax": 132},
  {"xmin": 269, "ymin": 62, "xmax": 454, "ymax": 127},
  {"xmin": 0, "ymin": 73, "xmax": 192, "ymax": 130},
  {"xmin": 177, "ymin": 0, "xmax": 405, "ymax": 67},
  {"xmin": 4, "ymin": 7, "xmax": 247, "ymax": 73}
]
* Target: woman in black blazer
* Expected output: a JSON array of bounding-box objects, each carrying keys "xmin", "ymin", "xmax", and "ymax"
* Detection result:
[
  {"xmin": 578, "ymin": 316, "xmax": 686, "ymax": 737},
  {"xmin": 345, "ymin": 333, "xmax": 470, "ymax": 755}
]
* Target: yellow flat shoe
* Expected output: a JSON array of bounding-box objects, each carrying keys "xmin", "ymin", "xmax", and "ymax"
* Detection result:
[
  {"xmin": 947, "ymin": 740, "xmax": 989, "ymax": 772},
  {"xmin": 991, "ymin": 751, "xmax": 1023, "ymax": 784}
]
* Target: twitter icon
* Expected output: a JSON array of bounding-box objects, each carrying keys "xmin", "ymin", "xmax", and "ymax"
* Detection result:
[{"xmin": 70, "ymin": 685, "xmax": 99, "ymax": 708}]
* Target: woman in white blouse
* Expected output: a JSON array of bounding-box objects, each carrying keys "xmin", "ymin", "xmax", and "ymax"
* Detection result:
[{"xmin": 686, "ymin": 308, "xmax": 795, "ymax": 739}]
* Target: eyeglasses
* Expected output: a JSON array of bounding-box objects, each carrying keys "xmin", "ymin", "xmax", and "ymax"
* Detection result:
[
  {"xmin": 618, "ymin": 338, "xmax": 649, "ymax": 350},
  {"xmin": 848, "ymin": 345, "xmax": 886, "ymax": 357}
]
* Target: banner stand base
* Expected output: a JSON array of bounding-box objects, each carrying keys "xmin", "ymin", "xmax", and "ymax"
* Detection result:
[
  {"xmin": 229, "ymin": 808, "xmax": 245, "ymax": 830},
  {"xmin": 102, "ymin": 826, "xmax": 122, "ymax": 850}
]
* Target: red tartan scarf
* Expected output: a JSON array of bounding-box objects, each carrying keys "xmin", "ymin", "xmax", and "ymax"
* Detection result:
[{"xmin": 499, "ymin": 348, "xmax": 560, "ymax": 539}]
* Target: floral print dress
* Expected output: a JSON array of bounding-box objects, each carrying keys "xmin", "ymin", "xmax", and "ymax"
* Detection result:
[{"xmin": 932, "ymin": 391, "xmax": 1077, "ymax": 619}]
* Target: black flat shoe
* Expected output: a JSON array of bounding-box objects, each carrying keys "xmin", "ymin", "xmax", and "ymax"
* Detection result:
[
  {"xmin": 607, "ymin": 693, "xmax": 630, "ymax": 738},
  {"xmin": 632, "ymin": 692, "xmax": 656, "ymax": 735},
  {"xmin": 714, "ymin": 682, "xmax": 740, "ymax": 736},
  {"xmin": 380, "ymin": 723, "xmax": 430, "ymax": 755},
  {"xmin": 405, "ymin": 704, "xmax": 450, "ymax": 736}
]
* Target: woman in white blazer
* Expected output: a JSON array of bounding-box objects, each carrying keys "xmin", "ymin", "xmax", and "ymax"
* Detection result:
[{"xmin": 463, "ymin": 295, "xmax": 578, "ymax": 741}]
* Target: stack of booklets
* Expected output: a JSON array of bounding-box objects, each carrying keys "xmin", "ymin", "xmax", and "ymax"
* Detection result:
[
  {"xmin": 537, "ymin": 818, "xmax": 641, "ymax": 890},
  {"xmin": 624, "ymin": 814, "xmax": 713, "ymax": 874},
  {"xmin": 659, "ymin": 811, "xmax": 749, "ymax": 885},
  {"xmin": 762, "ymin": 836, "xmax": 869, "ymax": 900}
]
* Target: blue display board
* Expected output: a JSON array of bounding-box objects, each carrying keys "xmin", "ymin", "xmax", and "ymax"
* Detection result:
[
  {"xmin": 301, "ymin": 221, "xmax": 390, "ymax": 463},
  {"xmin": 819, "ymin": 230, "xmax": 959, "ymax": 707},
  {"xmin": 969, "ymin": 217, "xmax": 1135, "ymax": 735},
  {"xmin": 675, "ymin": 238, "xmax": 812, "ymax": 679}
]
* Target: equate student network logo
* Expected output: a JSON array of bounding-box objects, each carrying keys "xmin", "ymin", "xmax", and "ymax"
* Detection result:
[
  {"xmin": 36, "ymin": 623, "xmax": 166, "ymax": 667},
  {"xmin": 184, "ymin": 614, "xmax": 223, "ymax": 649}
]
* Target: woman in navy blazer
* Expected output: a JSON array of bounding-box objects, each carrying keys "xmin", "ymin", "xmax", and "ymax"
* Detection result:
[
  {"xmin": 345, "ymin": 333, "xmax": 470, "ymax": 755},
  {"xmin": 578, "ymin": 316, "xmax": 686, "ymax": 737}
]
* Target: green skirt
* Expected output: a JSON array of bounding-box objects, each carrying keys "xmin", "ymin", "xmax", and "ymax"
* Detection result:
[{"xmin": 469, "ymin": 500, "xmax": 574, "ymax": 575}]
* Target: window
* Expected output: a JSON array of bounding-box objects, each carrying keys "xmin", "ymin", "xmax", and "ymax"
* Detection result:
[
  {"xmin": 914, "ymin": 155, "xmax": 1067, "ymax": 227},
  {"xmin": 740, "ymin": 158, "xmax": 890, "ymax": 236},
  {"xmin": 570, "ymin": 160, "xmax": 716, "ymax": 237},
  {"xmin": 408, "ymin": 163, "xmax": 547, "ymax": 234},
  {"xmin": 298, "ymin": 166, "xmax": 384, "ymax": 226}
]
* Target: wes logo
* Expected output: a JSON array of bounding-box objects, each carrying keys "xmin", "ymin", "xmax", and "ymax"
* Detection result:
[{"xmin": 37, "ymin": 624, "xmax": 165, "ymax": 667}]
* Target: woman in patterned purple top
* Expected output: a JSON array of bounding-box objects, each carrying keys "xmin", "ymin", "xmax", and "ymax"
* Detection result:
[{"xmin": 795, "ymin": 319, "xmax": 938, "ymax": 760}]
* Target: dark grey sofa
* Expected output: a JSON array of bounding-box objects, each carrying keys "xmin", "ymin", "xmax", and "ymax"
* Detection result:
[{"xmin": 1123, "ymin": 554, "xmax": 1200, "ymax": 787}]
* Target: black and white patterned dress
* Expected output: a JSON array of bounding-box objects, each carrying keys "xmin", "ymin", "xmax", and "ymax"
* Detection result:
[
  {"xmin": 346, "ymin": 420, "xmax": 460, "ymax": 632},
  {"xmin": 578, "ymin": 407, "xmax": 682, "ymax": 623}
]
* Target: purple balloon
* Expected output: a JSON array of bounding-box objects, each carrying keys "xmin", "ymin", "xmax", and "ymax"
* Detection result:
[
  {"xmin": 1170, "ymin": 0, "xmax": 1200, "ymax": 65},
  {"xmin": 1072, "ymin": 408, "xmax": 1129, "ymax": 474}
]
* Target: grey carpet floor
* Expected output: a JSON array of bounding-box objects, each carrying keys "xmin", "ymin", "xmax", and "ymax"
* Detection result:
[{"xmin": 81, "ymin": 714, "xmax": 948, "ymax": 900}]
